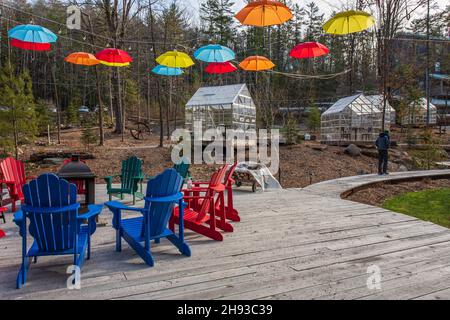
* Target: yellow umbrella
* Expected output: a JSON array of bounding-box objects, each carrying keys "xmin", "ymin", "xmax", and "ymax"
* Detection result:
[
  {"xmin": 156, "ymin": 51, "xmax": 195, "ymax": 68},
  {"xmin": 323, "ymin": 10, "xmax": 375, "ymax": 35},
  {"xmin": 239, "ymin": 56, "xmax": 275, "ymax": 71},
  {"xmin": 235, "ymin": 0, "xmax": 293, "ymax": 27}
]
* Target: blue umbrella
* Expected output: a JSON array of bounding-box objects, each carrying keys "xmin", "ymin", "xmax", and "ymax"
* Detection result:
[
  {"xmin": 8, "ymin": 24, "xmax": 58, "ymax": 43},
  {"xmin": 152, "ymin": 65, "xmax": 183, "ymax": 120},
  {"xmin": 152, "ymin": 65, "xmax": 184, "ymax": 76},
  {"xmin": 194, "ymin": 44, "xmax": 235, "ymax": 63}
]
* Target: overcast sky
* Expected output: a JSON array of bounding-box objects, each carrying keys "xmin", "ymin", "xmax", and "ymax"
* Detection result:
[{"xmin": 183, "ymin": 0, "xmax": 440, "ymax": 26}]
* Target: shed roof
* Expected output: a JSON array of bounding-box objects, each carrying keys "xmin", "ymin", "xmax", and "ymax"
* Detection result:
[
  {"xmin": 366, "ymin": 95, "xmax": 395, "ymax": 112},
  {"xmin": 186, "ymin": 83, "xmax": 250, "ymax": 107},
  {"xmin": 322, "ymin": 93, "xmax": 381, "ymax": 116}
]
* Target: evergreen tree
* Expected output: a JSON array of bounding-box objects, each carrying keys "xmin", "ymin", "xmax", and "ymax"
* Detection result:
[
  {"xmin": 200, "ymin": 0, "xmax": 236, "ymax": 45},
  {"xmin": 307, "ymin": 105, "xmax": 321, "ymax": 132},
  {"xmin": 0, "ymin": 63, "xmax": 37, "ymax": 157},
  {"xmin": 81, "ymin": 119, "xmax": 98, "ymax": 151},
  {"xmin": 282, "ymin": 114, "xmax": 300, "ymax": 145}
]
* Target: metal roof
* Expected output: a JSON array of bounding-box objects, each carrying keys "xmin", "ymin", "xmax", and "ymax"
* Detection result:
[
  {"xmin": 322, "ymin": 94, "xmax": 361, "ymax": 115},
  {"xmin": 366, "ymin": 95, "xmax": 395, "ymax": 112},
  {"xmin": 186, "ymin": 83, "xmax": 250, "ymax": 108},
  {"xmin": 323, "ymin": 93, "xmax": 382, "ymax": 116}
]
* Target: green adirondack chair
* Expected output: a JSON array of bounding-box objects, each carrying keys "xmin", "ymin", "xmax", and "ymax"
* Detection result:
[
  {"xmin": 173, "ymin": 159, "xmax": 191, "ymax": 182},
  {"xmin": 104, "ymin": 156, "xmax": 144, "ymax": 204}
]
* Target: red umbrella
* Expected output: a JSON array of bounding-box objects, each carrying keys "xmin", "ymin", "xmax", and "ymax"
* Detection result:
[
  {"xmin": 205, "ymin": 62, "xmax": 237, "ymax": 74},
  {"xmin": 290, "ymin": 42, "xmax": 329, "ymax": 59},
  {"xmin": 95, "ymin": 48, "xmax": 133, "ymax": 66},
  {"xmin": 10, "ymin": 38, "xmax": 51, "ymax": 51}
]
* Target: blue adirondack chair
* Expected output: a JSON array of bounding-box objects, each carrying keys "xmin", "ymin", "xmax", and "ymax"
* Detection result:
[
  {"xmin": 105, "ymin": 169, "xmax": 190, "ymax": 266},
  {"xmin": 13, "ymin": 173, "xmax": 103, "ymax": 289}
]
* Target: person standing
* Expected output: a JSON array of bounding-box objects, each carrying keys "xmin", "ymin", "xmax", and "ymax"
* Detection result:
[{"xmin": 376, "ymin": 131, "xmax": 390, "ymax": 175}]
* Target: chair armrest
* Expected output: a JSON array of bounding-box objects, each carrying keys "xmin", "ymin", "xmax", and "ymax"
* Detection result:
[
  {"xmin": 105, "ymin": 201, "xmax": 147, "ymax": 213},
  {"xmin": 192, "ymin": 181, "xmax": 209, "ymax": 186},
  {"xmin": 183, "ymin": 195, "xmax": 213, "ymax": 200},
  {"xmin": 21, "ymin": 203, "xmax": 80, "ymax": 213},
  {"xmin": 144, "ymin": 192, "xmax": 183, "ymax": 203},
  {"xmin": 78, "ymin": 204, "xmax": 103, "ymax": 220}
]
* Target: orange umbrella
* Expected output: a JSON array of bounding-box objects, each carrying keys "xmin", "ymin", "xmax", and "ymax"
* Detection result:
[
  {"xmin": 239, "ymin": 56, "xmax": 275, "ymax": 71},
  {"xmin": 235, "ymin": 0, "xmax": 293, "ymax": 27},
  {"xmin": 65, "ymin": 52, "xmax": 100, "ymax": 66}
]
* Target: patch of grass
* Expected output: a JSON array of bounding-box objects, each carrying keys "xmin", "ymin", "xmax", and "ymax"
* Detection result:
[{"xmin": 383, "ymin": 188, "xmax": 450, "ymax": 228}]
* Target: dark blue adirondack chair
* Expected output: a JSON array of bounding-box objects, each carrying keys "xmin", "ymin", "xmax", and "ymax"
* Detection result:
[
  {"xmin": 13, "ymin": 173, "xmax": 103, "ymax": 289},
  {"xmin": 105, "ymin": 169, "xmax": 190, "ymax": 266}
]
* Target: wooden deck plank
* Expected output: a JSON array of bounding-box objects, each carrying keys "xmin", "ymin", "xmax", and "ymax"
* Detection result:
[{"xmin": 1, "ymin": 171, "xmax": 449, "ymax": 300}]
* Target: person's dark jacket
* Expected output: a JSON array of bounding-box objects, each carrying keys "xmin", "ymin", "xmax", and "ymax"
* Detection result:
[{"xmin": 376, "ymin": 133, "xmax": 390, "ymax": 151}]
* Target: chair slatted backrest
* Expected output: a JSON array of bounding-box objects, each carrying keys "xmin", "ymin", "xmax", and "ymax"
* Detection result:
[
  {"xmin": 121, "ymin": 156, "xmax": 143, "ymax": 191},
  {"xmin": 22, "ymin": 174, "xmax": 78, "ymax": 253},
  {"xmin": 142, "ymin": 169, "xmax": 183, "ymax": 237},
  {"xmin": 196, "ymin": 165, "xmax": 228, "ymax": 223},
  {"xmin": 0, "ymin": 157, "xmax": 26, "ymax": 193},
  {"xmin": 173, "ymin": 160, "xmax": 190, "ymax": 180}
]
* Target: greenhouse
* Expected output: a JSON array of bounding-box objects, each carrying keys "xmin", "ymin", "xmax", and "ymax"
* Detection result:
[
  {"xmin": 401, "ymin": 98, "xmax": 438, "ymax": 126},
  {"xmin": 321, "ymin": 93, "xmax": 385, "ymax": 143},
  {"xmin": 185, "ymin": 83, "xmax": 257, "ymax": 134},
  {"xmin": 366, "ymin": 95, "xmax": 396, "ymax": 125}
]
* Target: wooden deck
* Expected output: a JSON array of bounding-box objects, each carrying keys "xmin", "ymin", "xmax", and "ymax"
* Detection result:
[{"xmin": 1, "ymin": 172, "xmax": 450, "ymax": 300}]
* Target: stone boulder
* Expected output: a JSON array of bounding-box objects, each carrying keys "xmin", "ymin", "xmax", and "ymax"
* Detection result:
[{"xmin": 344, "ymin": 144, "xmax": 361, "ymax": 157}]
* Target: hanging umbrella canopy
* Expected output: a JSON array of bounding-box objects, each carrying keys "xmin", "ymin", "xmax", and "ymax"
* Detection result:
[
  {"xmin": 290, "ymin": 42, "xmax": 329, "ymax": 59},
  {"xmin": 323, "ymin": 10, "xmax": 375, "ymax": 35},
  {"xmin": 194, "ymin": 45, "xmax": 236, "ymax": 63},
  {"xmin": 235, "ymin": 0, "xmax": 293, "ymax": 27},
  {"xmin": 239, "ymin": 56, "xmax": 275, "ymax": 71},
  {"xmin": 156, "ymin": 51, "xmax": 195, "ymax": 68},
  {"xmin": 152, "ymin": 65, "xmax": 184, "ymax": 76},
  {"xmin": 10, "ymin": 39, "xmax": 51, "ymax": 51},
  {"xmin": 65, "ymin": 52, "xmax": 100, "ymax": 66},
  {"xmin": 8, "ymin": 24, "xmax": 58, "ymax": 43},
  {"xmin": 95, "ymin": 48, "xmax": 133, "ymax": 67},
  {"xmin": 205, "ymin": 62, "xmax": 237, "ymax": 74}
]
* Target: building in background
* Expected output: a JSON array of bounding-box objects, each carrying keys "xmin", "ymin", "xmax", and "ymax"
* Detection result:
[
  {"xmin": 185, "ymin": 83, "xmax": 257, "ymax": 136},
  {"xmin": 401, "ymin": 97, "xmax": 438, "ymax": 126},
  {"xmin": 321, "ymin": 93, "xmax": 386, "ymax": 143}
]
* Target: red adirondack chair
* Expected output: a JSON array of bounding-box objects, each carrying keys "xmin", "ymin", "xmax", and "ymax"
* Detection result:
[
  {"xmin": 62, "ymin": 159, "xmax": 87, "ymax": 195},
  {"xmin": 0, "ymin": 157, "xmax": 34, "ymax": 212},
  {"xmin": 170, "ymin": 165, "xmax": 231, "ymax": 241},
  {"xmin": 191, "ymin": 162, "xmax": 240, "ymax": 222}
]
